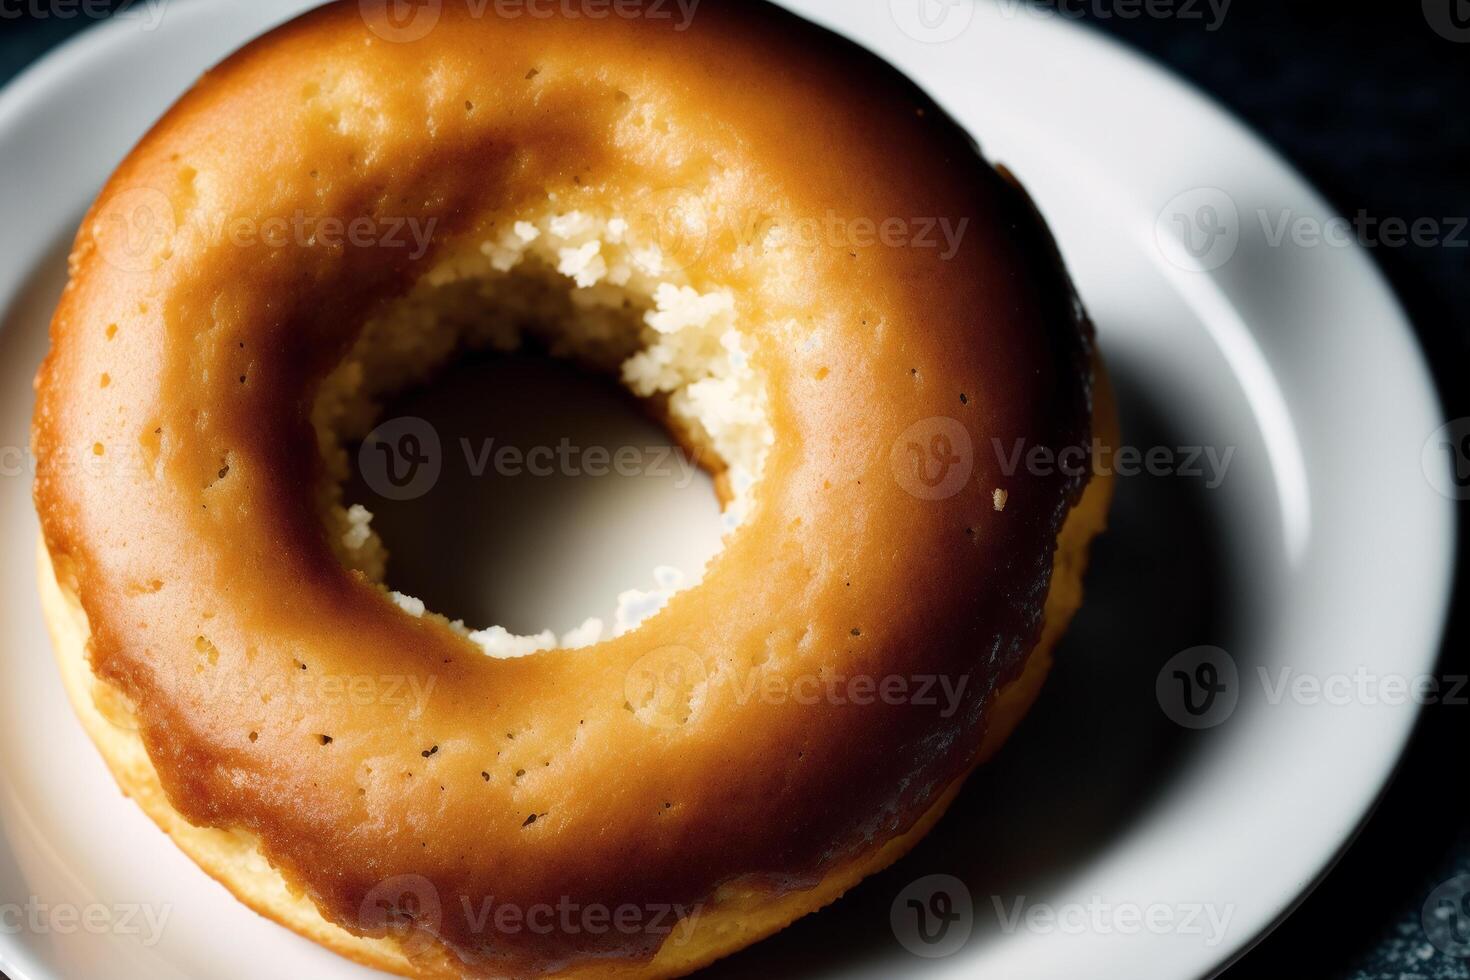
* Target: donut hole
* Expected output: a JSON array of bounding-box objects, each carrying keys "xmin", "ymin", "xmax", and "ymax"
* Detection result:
[
  {"xmin": 343, "ymin": 352, "xmax": 725, "ymax": 637},
  {"xmin": 313, "ymin": 209, "xmax": 772, "ymax": 655}
]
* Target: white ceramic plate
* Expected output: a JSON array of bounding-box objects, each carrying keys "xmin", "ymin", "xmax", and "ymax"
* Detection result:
[{"xmin": 0, "ymin": 2, "xmax": 1454, "ymax": 979}]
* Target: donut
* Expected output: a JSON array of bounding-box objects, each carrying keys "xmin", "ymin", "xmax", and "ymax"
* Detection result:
[{"xmin": 32, "ymin": 1, "xmax": 1115, "ymax": 976}]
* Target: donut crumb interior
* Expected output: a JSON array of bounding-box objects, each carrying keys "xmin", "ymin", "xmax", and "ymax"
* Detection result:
[{"xmin": 310, "ymin": 207, "xmax": 773, "ymax": 656}]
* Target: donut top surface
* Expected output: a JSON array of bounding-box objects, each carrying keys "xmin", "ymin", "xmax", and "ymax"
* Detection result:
[{"xmin": 33, "ymin": 0, "xmax": 1095, "ymax": 972}]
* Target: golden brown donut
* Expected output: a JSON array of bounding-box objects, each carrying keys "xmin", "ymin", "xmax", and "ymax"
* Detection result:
[{"xmin": 33, "ymin": 1, "xmax": 1115, "ymax": 976}]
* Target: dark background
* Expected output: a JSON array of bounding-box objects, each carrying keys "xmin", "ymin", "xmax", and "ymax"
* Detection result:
[{"xmin": 1, "ymin": 3, "xmax": 1465, "ymax": 979}]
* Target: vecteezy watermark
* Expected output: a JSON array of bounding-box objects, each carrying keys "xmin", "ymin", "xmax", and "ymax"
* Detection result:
[
  {"xmin": 1157, "ymin": 647, "xmax": 1468, "ymax": 730},
  {"xmin": 761, "ymin": 212, "xmax": 970, "ymax": 261},
  {"xmin": 992, "ymin": 437, "xmax": 1236, "ymax": 489},
  {"xmin": 1422, "ymin": 874, "xmax": 1470, "ymax": 958},
  {"xmin": 0, "ymin": 0, "xmax": 166, "ymax": 28},
  {"xmin": 1156, "ymin": 187, "xmax": 1469, "ymax": 273},
  {"xmin": 0, "ymin": 897, "xmax": 172, "ymax": 947},
  {"xmin": 626, "ymin": 185, "xmax": 712, "ymax": 277},
  {"xmin": 995, "ymin": 0, "xmax": 1232, "ymax": 31},
  {"xmin": 460, "ymin": 438, "xmax": 702, "ymax": 487},
  {"xmin": 200, "ymin": 669, "xmax": 439, "ymax": 718},
  {"xmin": 1255, "ymin": 210, "xmax": 1470, "ymax": 251},
  {"xmin": 360, "ymin": 0, "xmax": 702, "ymax": 43},
  {"xmin": 889, "ymin": 0, "xmax": 976, "ymax": 44},
  {"xmin": 1155, "ymin": 187, "xmax": 1241, "ymax": 272},
  {"xmin": 892, "ymin": 0, "xmax": 1232, "ymax": 44},
  {"xmin": 5, "ymin": 440, "xmax": 167, "ymax": 485},
  {"xmin": 891, "ymin": 417, "xmax": 974, "ymax": 501},
  {"xmin": 990, "ymin": 896, "xmax": 1236, "ymax": 947},
  {"xmin": 1423, "ymin": 0, "xmax": 1470, "ymax": 42},
  {"xmin": 1156, "ymin": 645, "xmax": 1240, "ymax": 729},
  {"xmin": 725, "ymin": 670, "xmax": 970, "ymax": 718},
  {"xmin": 91, "ymin": 186, "xmax": 439, "ymax": 274},
  {"xmin": 91, "ymin": 186, "xmax": 175, "ymax": 274},
  {"xmin": 358, "ymin": 874, "xmax": 702, "ymax": 961},
  {"xmin": 892, "ymin": 421, "xmax": 1237, "ymax": 503},
  {"xmin": 624, "ymin": 645, "xmax": 708, "ymax": 729},
  {"xmin": 631, "ymin": 199, "xmax": 973, "ymax": 276},
  {"xmin": 1256, "ymin": 667, "xmax": 1469, "ymax": 708},
  {"xmin": 623, "ymin": 645, "xmax": 975, "ymax": 729},
  {"xmin": 1422, "ymin": 417, "xmax": 1470, "ymax": 501},
  {"xmin": 360, "ymin": 874, "xmax": 444, "ymax": 957},
  {"xmin": 360, "ymin": 417, "xmax": 445, "ymax": 501},
  {"xmin": 891, "ymin": 875, "xmax": 974, "ymax": 958},
  {"xmin": 459, "ymin": 895, "xmax": 701, "ymax": 944},
  {"xmin": 360, "ymin": 0, "xmax": 442, "ymax": 42},
  {"xmin": 2, "ymin": 443, "xmax": 101, "ymax": 480},
  {"xmin": 357, "ymin": 416, "xmax": 706, "ymax": 502}
]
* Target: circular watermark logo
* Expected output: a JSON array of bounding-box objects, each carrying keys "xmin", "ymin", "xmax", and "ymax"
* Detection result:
[
  {"xmin": 359, "ymin": 874, "xmax": 442, "ymax": 956},
  {"xmin": 1156, "ymin": 645, "xmax": 1239, "ymax": 729},
  {"xmin": 94, "ymin": 678, "xmax": 143, "ymax": 733},
  {"xmin": 891, "ymin": 874, "xmax": 973, "ymax": 958},
  {"xmin": 1422, "ymin": 418, "xmax": 1470, "ymax": 501},
  {"xmin": 1422, "ymin": 874, "xmax": 1470, "ymax": 958},
  {"xmin": 93, "ymin": 186, "xmax": 176, "ymax": 274},
  {"xmin": 1423, "ymin": 0, "xmax": 1470, "ymax": 41},
  {"xmin": 626, "ymin": 186, "xmax": 713, "ymax": 277},
  {"xmin": 359, "ymin": 416, "xmax": 442, "ymax": 501},
  {"xmin": 1155, "ymin": 187, "xmax": 1240, "ymax": 272},
  {"xmin": 891, "ymin": 417, "xmax": 973, "ymax": 500},
  {"xmin": 624, "ymin": 646, "xmax": 707, "ymax": 729},
  {"xmin": 360, "ymin": 0, "xmax": 443, "ymax": 43},
  {"xmin": 890, "ymin": 0, "xmax": 976, "ymax": 44}
]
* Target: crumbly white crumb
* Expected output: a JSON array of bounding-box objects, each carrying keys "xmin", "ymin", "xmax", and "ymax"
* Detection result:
[
  {"xmin": 613, "ymin": 566, "xmax": 686, "ymax": 637},
  {"xmin": 389, "ymin": 591, "xmax": 426, "ymax": 617},
  {"xmin": 560, "ymin": 617, "xmax": 604, "ymax": 650},
  {"xmin": 342, "ymin": 504, "xmax": 375, "ymax": 550},
  {"xmin": 993, "ymin": 488, "xmax": 1009, "ymax": 512},
  {"xmin": 467, "ymin": 625, "xmax": 558, "ymax": 659}
]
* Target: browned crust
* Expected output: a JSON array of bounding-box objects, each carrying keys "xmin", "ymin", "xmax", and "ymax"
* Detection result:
[
  {"xmin": 33, "ymin": 1, "xmax": 1105, "ymax": 975},
  {"xmin": 39, "ymin": 406, "xmax": 1113, "ymax": 976}
]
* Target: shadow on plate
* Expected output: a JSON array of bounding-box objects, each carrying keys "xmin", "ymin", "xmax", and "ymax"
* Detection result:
[{"xmin": 703, "ymin": 352, "xmax": 1259, "ymax": 976}]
